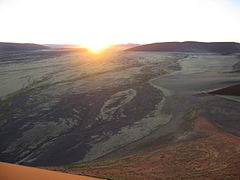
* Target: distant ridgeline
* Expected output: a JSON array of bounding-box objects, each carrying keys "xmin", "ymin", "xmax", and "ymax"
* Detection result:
[
  {"xmin": 126, "ymin": 42, "xmax": 240, "ymax": 53},
  {"xmin": 0, "ymin": 42, "xmax": 49, "ymax": 51}
]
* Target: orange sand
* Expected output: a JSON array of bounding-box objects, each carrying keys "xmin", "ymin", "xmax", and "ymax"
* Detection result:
[{"xmin": 0, "ymin": 162, "xmax": 104, "ymax": 180}]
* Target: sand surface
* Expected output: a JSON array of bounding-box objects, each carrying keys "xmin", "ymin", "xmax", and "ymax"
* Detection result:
[{"xmin": 0, "ymin": 162, "xmax": 104, "ymax": 180}]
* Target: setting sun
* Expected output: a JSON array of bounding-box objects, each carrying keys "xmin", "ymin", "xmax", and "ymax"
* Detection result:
[{"xmin": 83, "ymin": 42, "xmax": 111, "ymax": 53}]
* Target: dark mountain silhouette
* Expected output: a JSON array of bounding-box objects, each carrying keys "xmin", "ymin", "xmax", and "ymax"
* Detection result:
[
  {"xmin": 0, "ymin": 42, "xmax": 49, "ymax": 51},
  {"xmin": 126, "ymin": 41, "xmax": 240, "ymax": 53},
  {"xmin": 110, "ymin": 43, "xmax": 141, "ymax": 49}
]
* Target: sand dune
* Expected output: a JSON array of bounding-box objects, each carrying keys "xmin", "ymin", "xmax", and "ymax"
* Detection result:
[
  {"xmin": 0, "ymin": 162, "xmax": 104, "ymax": 180},
  {"xmin": 209, "ymin": 84, "xmax": 240, "ymax": 96}
]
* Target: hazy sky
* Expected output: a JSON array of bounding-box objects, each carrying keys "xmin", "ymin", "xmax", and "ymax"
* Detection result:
[{"xmin": 0, "ymin": 0, "xmax": 239, "ymax": 49}]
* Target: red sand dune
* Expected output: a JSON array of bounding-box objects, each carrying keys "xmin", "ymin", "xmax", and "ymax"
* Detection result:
[
  {"xmin": 64, "ymin": 113, "xmax": 240, "ymax": 179},
  {"xmin": 0, "ymin": 162, "xmax": 104, "ymax": 180}
]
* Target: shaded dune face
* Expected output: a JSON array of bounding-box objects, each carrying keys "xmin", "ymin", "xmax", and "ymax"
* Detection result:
[{"xmin": 209, "ymin": 84, "xmax": 240, "ymax": 96}]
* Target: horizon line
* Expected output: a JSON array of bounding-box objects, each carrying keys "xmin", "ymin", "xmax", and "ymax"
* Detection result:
[{"xmin": 1, "ymin": 41, "xmax": 240, "ymax": 46}]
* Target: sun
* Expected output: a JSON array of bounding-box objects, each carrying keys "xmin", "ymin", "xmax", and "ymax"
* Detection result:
[{"xmin": 83, "ymin": 42, "xmax": 111, "ymax": 53}]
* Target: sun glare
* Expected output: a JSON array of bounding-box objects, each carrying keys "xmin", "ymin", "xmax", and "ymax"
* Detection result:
[{"xmin": 84, "ymin": 43, "xmax": 111, "ymax": 53}]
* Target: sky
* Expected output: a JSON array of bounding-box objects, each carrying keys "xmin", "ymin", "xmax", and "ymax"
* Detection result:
[{"xmin": 0, "ymin": 0, "xmax": 240, "ymax": 50}]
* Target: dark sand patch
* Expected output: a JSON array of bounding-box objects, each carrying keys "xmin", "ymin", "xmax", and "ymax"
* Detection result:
[{"xmin": 209, "ymin": 84, "xmax": 240, "ymax": 96}]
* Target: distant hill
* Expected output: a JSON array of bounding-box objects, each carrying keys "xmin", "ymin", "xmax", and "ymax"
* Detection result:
[
  {"xmin": 110, "ymin": 43, "xmax": 141, "ymax": 50},
  {"xmin": 126, "ymin": 41, "xmax": 240, "ymax": 53},
  {"xmin": 0, "ymin": 42, "xmax": 49, "ymax": 51}
]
